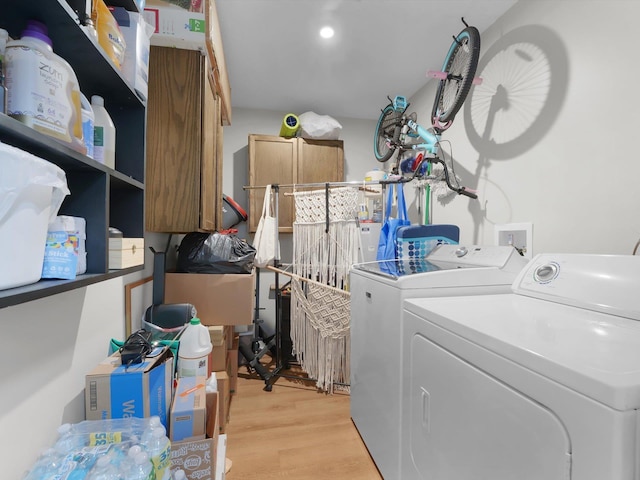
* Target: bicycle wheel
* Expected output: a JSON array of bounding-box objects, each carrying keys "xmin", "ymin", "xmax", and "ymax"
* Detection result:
[
  {"xmin": 374, "ymin": 103, "xmax": 402, "ymax": 162},
  {"xmin": 431, "ymin": 26, "xmax": 480, "ymax": 128}
]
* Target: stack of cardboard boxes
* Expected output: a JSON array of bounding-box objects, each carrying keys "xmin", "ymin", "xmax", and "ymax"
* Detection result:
[
  {"xmin": 169, "ymin": 375, "xmax": 220, "ymax": 478},
  {"xmin": 164, "ymin": 270, "xmax": 254, "ymax": 478},
  {"xmin": 84, "ymin": 345, "xmax": 222, "ymax": 479},
  {"xmin": 83, "ymin": 270, "xmax": 253, "ymax": 480},
  {"xmin": 164, "ymin": 271, "xmax": 253, "ymax": 431}
]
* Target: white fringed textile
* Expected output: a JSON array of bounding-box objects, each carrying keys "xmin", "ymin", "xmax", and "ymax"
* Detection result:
[
  {"xmin": 290, "ymin": 277, "xmax": 351, "ymax": 393},
  {"xmin": 290, "ymin": 187, "xmax": 360, "ymax": 392}
]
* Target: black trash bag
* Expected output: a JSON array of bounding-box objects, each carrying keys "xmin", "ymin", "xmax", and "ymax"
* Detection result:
[{"xmin": 177, "ymin": 232, "xmax": 256, "ymax": 274}]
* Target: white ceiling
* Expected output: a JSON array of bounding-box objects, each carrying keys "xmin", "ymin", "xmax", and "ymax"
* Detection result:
[{"xmin": 215, "ymin": 0, "xmax": 518, "ymax": 121}]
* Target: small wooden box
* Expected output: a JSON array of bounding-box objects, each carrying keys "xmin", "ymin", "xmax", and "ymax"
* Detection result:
[{"xmin": 109, "ymin": 238, "xmax": 145, "ymax": 269}]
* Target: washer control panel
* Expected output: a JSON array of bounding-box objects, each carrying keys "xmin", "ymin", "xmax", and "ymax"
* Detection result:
[
  {"xmin": 428, "ymin": 244, "xmax": 525, "ymax": 268},
  {"xmin": 513, "ymin": 253, "xmax": 640, "ymax": 319}
]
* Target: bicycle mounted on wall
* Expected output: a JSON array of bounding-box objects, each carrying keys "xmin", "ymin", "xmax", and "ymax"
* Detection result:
[{"xmin": 374, "ymin": 18, "xmax": 481, "ymax": 200}]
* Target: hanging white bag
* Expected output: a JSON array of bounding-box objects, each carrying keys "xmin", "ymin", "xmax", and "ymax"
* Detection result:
[{"xmin": 253, "ymin": 185, "xmax": 280, "ymax": 267}]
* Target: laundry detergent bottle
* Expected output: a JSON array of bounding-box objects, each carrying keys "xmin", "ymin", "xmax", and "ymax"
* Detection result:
[
  {"xmin": 5, "ymin": 20, "xmax": 86, "ymax": 155},
  {"xmin": 91, "ymin": 94, "xmax": 115, "ymax": 168},
  {"xmin": 177, "ymin": 317, "xmax": 212, "ymax": 378}
]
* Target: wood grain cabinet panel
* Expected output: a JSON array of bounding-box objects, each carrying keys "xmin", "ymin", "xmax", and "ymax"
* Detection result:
[
  {"xmin": 248, "ymin": 134, "xmax": 344, "ymax": 233},
  {"xmin": 146, "ymin": 47, "xmax": 222, "ymax": 233}
]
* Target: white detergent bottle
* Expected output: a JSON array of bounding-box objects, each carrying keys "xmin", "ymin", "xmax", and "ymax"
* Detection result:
[
  {"xmin": 5, "ymin": 20, "xmax": 86, "ymax": 154},
  {"xmin": 80, "ymin": 93, "xmax": 95, "ymax": 159},
  {"xmin": 91, "ymin": 94, "xmax": 116, "ymax": 169},
  {"xmin": 178, "ymin": 317, "xmax": 212, "ymax": 378}
]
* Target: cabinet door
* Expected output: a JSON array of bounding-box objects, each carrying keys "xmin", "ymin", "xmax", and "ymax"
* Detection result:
[
  {"xmin": 248, "ymin": 135, "xmax": 297, "ymax": 233},
  {"xmin": 200, "ymin": 57, "xmax": 218, "ymax": 232},
  {"xmin": 297, "ymin": 139, "xmax": 344, "ymax": 186},
  {"xmin": 146, "ymin": 47, "xmax": 204, "ymax": 233},
  {"xmin": 215, "ymin": 95, "xmax": 224, "ymax": 231}
]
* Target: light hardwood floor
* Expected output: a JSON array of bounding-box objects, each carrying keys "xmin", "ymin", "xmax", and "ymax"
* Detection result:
[{"xmin": 224, "ymin": 364, "xmax": 383, "ymax": 479}]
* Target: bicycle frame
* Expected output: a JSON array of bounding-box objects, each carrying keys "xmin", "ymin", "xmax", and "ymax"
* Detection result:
[
  {"xmin": 405, "ymin": 118, "xmax": 439, "ymax": 156},
  {"xmin": 389, "ymin": 100, "xmax": 477, "ymax": 199},
  {"xmin": 388, "ymin": 95, "xmax": 440, "ymax": 157}
]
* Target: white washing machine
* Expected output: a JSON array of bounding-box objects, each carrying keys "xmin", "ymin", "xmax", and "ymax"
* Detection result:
[
  {"xmin": 401, "ymin": 253, "xmax": 640, "ymax": 480},
  {"xmin": 349, "ymin": 244, "xmax": 529, "ymax": 479}
]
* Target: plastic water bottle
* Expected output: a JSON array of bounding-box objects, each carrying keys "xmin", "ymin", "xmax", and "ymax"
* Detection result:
[
  {"xmin": 140, "ymin": 416, "xmax": 162, "ymax": 447},
  {"xmin": 127, "ymin": 452, "xmax": 155, "ymax": 480},
  {"xmin": 66, "ymin": 449, "xmax": 100, "ymax": 480},
  {"xmin": 91, "ymin": 94, "xmax": 116, "ymax": 169},
  {"xmin": 86, "ymin": 455, "xmax": 120, "ymax": 480},
  {"xmin": 55, "ymin": 423, "xmax": 85, "ymax": 454},
  {"xmin": 172, "ymin": 469, "xmax": 187, "ymax": 480},
  {"xmin": 115, "ymin": 444, "xmax": 143, "ymax": 474},
  {"xmin": 372, "ymin": 199, "xmax": 383, "ymax": 223},
  {"xmin": 23, "ymin": 448, "xmax": 63, "ymax": 479},
  {"xmin": 178, "ymin": 317, "xmax": 212, "ymax": 378},
  {"xmin": 147, "ymin": 427, "xmax": 171, "ymax": 480}
]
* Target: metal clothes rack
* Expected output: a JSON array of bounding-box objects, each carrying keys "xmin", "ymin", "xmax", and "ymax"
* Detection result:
[{"xmin": 243, "ymin": 180, "xmax": 390, "ymax": 391}]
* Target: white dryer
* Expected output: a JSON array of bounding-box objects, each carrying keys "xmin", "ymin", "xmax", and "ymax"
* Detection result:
[
  {"xmin": 401, "ymin": 253, "xmax": 640, "ymax": 480},
  {"xmin": 349, "ymin": 245, "xmax": 528, "ymax": 479}
]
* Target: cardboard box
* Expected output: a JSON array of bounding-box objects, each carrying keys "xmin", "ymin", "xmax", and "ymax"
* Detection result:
[
  {"xmin": 143, "ymin": 0, "xmax": 206, "ymax": 52},
  {"xmin": 109, "ymin": 238, "xmax": 145, "ymax": 269},
  {"xmin": 208, "ymin": 326, "xmax": 227, "ymax": 372},
  {"xmin": 170, "ymin": 376, "xmax": 207, "ymax": 442},
  {"xmin": 171, "ymin": 391, "xmax": 219, "ymax": 480},
  {"xmin": 146, "ymin": 0, "xmax": 203, "ymax": 13},
  {"xmin": 215, "ymin": 434, "xmax": 227, "ymax": 480},
  {"xmin": 111, "ymin": 7, "xmax": 153, "ymax": 100},
  {"xmin": 208, "ymin": 325, "xmax": 225, "ymax": 344},
  {"xmin": 165, "ymin": 272, "xmax": 255, "ymax": 326},
  {"xmin": 224, "ymin": 326, "xmax": 234, "ymax": 350},
  {"xmin": 85, "ymin": 346, "xmax": 173, "ymax": 427},
  {"xmin": 215, "ymin": 371, "xmax": 230, "ymax": 433},
  {"xmin": 227, "ymin": 335, "xmax": 238, "ymax": 395}
]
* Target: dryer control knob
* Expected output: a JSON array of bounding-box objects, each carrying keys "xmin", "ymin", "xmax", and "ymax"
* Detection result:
[
  {"xmin": 455, "ymin": 246, "xmax": 468, "ymax": 257},
  {"xmin": 534, "ymin": 262, "xmax": 560, "ymax": 283}
]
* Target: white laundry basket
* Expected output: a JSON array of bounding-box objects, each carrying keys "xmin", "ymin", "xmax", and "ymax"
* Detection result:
[{"xmin": 0, "ymin": 141, "xmax": 70, "ymax": 290}]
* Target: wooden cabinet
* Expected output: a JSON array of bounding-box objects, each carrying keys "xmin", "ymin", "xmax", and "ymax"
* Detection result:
[
  {"xmin": 145, "ymin": 47, "xmax": 223, "ymax": 233},
  {"xmin": 248, "ymin": 134, "xmax": 344, "ymax": 233},
  {"xmin": 0, "ymin": 0, "xmax": 146, "ymax": 309}
]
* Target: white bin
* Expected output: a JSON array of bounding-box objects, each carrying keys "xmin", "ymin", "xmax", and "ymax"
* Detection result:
[{"xmin": 0, "ymin": 141, "xmax": 70, "ymax": 290}]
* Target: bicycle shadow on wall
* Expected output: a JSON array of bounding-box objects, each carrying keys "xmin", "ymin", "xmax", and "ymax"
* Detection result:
[{"xmin": 458, "ymin": 24, "xmax": 569, "ymax": 242}]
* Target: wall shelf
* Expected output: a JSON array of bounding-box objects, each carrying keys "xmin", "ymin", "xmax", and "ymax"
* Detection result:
[{"xmin": 0, "ymin": 0, "xmax": 146, "ymax": 309}]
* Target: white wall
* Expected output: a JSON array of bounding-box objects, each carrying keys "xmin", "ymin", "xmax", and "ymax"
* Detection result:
[
  {"xmin": 0, "ymin": 233, "xmax": 171, "ymax": 479},
  {"xmin": 5, "ymin": 0, "xmax": 640, "ymax": 476},
  {"xmin": 408, "ymin": 0, "xmax": 640, "ymax": 255}
]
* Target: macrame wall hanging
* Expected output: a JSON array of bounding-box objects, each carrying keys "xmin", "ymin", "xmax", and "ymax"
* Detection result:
[{"xmin": 290, "ymin": 186, "xmax": 360, "ymax": 392}]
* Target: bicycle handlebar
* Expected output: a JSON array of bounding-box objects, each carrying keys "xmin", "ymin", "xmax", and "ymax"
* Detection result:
[
  {"xmin": 455, "ymin": 187, "xmax": 478, "ymax": 199},
  {"xmin": 431, "ymin": 157, "xmax": 478, "ymax": 199}
]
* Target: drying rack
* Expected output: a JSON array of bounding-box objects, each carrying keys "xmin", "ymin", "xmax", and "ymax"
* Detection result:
[{"xmin": 242, "ymin": 180, "xmax": 392, "ymax": 391}]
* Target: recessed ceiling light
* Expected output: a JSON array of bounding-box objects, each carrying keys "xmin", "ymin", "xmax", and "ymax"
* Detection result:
[{"xmin": 320, "ymin": 26, "xmax": 334, "ymax": 39}]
